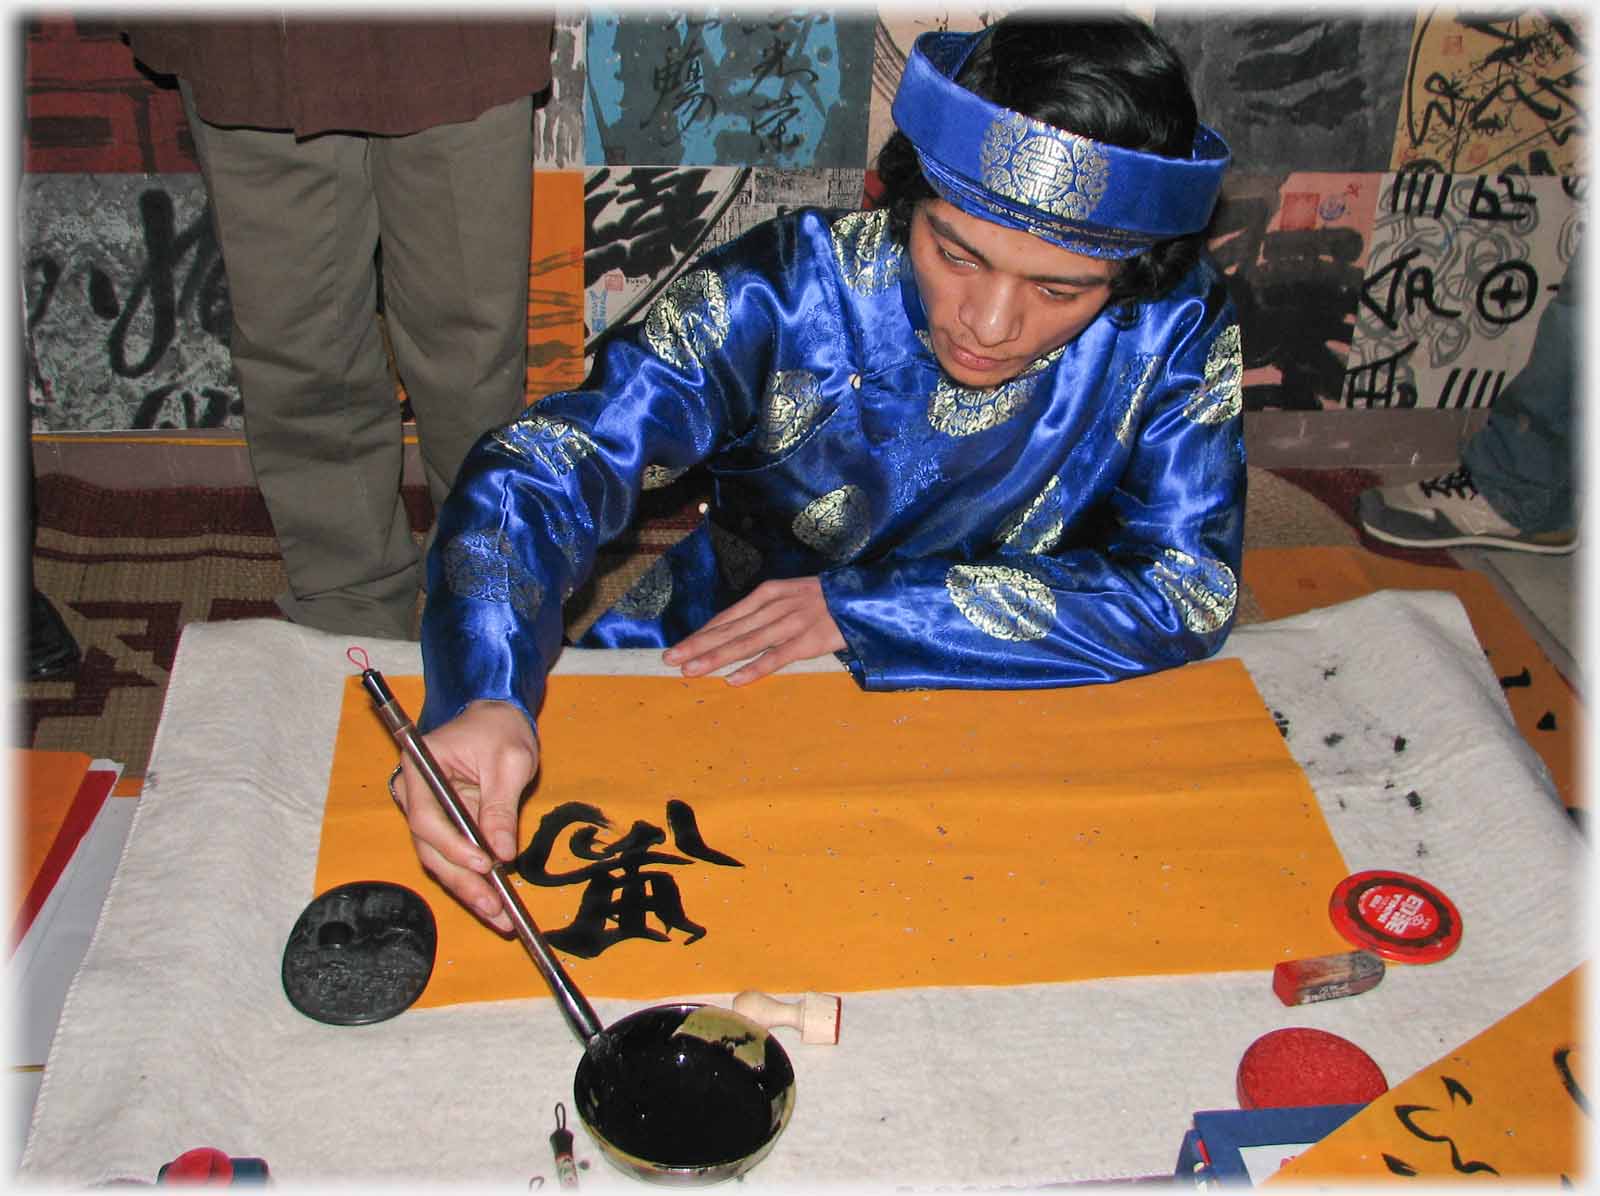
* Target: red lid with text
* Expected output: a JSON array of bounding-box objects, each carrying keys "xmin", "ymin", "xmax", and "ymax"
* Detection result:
[{"xmin": 1328, "ymin": 870, "xmax": 1462, "ymax": 963}]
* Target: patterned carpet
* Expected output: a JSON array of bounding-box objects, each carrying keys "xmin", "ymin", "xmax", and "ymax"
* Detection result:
[{"xmin": 21, "ymin": 465, "xmax": 1417, "ymax": 776}]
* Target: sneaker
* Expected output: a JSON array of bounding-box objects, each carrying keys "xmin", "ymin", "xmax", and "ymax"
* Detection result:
[{"xmin": 1356, "ymin": 466, "xmax": 1577, "ymax": 555}]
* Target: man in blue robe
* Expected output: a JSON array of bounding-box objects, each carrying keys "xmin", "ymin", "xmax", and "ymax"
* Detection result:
[{"xmin": 396, "ymin": 15, "xmax": 1243, "ymax": 932}]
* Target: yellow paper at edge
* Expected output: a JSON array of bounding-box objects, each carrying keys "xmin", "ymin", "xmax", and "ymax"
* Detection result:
[
  {"xmin": 1242, "ymin": 545, "xmax": 1582, "ymax": 809},
  {"xmin": 1270, "ymin": 966, "xmax": 1586, "ymax": 1183},
  {"xmin": 316, "ymin": 660, "xmax": 1351, "ymax": 1008}
]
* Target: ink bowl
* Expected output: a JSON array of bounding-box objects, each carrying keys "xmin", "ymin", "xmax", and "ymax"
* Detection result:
[{"xmin": 573, "ymin": 1002, "xmax": 796, "ymax": 1185}]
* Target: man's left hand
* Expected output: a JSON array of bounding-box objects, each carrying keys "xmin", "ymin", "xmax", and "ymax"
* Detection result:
[{"xmin": 662, "ymin": 576, "xmax": 846, "ymax": 685}]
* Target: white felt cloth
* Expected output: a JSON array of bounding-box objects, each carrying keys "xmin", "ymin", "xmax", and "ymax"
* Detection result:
[{"xmin": 20, "ymin": 590, "xmax": 1586, "ymax": 1189}]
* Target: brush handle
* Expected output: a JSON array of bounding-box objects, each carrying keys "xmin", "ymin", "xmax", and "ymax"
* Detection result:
[{"xmin": 361, "ymin": 667, "xmax": 604, "ymax": 1045}]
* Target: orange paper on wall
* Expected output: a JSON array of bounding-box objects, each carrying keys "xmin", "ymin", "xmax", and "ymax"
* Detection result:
[{"xmin": 316, "ymin": 660, "xmax": 1352, "ymax": 1008}]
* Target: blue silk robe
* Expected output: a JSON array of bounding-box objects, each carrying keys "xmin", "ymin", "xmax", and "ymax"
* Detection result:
[{"xmin": 419, "ymin": 208, "xmax": 1245, "ymax": 733}]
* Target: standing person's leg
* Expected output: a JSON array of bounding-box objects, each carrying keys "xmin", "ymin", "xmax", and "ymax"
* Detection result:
[
  {"xmin": 1462, "ymin": 242, "xmax": 1582, "ymax": 535},
  {"xmin": 22, "ymin": 398, "xmax": 79, "ymax": 680},
  {"xmin": 369, "ymin": 96, "xmax": 535, "ymax": 518},
  {"xmin": 184, "ymin": 84, "xmax": 421, "ymax": 639},
  {"xmin": 1358, "ymin": 242, "xmax": 1582, "ymax": 555}
]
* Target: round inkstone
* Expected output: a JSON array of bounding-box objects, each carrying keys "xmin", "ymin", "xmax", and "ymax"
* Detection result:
[{"xmin": 281, "ymin": 880, "xmax": 437, "ymax": 1026}]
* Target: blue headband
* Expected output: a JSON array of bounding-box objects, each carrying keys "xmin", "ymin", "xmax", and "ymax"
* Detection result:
[{"xmin": 891, "ymin": 29, "xmax": 1231, "ymax": 259}]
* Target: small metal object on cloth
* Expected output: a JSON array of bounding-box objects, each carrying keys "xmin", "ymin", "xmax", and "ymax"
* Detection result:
[
  {"xmin": 550, "ymin": 1102, "xmax": 579, "ymax": 1188},
  {"xmin": 387, "ymin": 762, "xmax": 404, "ymax": 807}
]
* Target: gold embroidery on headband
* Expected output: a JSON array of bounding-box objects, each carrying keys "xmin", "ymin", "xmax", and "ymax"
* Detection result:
[{"xmin": 980, "ymin": 112, "xmax": 1110, "ymax": 222}]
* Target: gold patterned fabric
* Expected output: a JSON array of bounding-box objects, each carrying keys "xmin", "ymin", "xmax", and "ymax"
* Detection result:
[
  {"xmin": 642, "ymin": 268, "xmax": 731, "ymax": 370},
  {"xmin": 945, "ymin": 563, "xmax": 1056, "ymax": 642},
  {"xmin": 792, "ymin": 485, "xmax": 872, "ymax": 563},
  {"xmin": 421, "ymin": 209, "xmax": 1244, "ymax": 733}
]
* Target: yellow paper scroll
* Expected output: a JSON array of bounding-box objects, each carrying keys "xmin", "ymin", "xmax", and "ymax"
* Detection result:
[
  {"xmin": 1271, "ymin": 966, "xmax": 1586, "ymax": 1183},
  {"xmin": 316, "ymin": 660, "xmax": 1352, "ymax": 1007}
]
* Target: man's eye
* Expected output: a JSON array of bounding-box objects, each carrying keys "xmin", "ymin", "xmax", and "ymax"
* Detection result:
[{"xmin": 940, "ymin": 248, "xmax": 974, "ymax": 267}]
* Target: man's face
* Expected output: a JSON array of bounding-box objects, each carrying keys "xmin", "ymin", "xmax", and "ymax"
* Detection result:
[{"xmin": 908, "ymin": 199, "xmax": 1118, "ymax": 389}]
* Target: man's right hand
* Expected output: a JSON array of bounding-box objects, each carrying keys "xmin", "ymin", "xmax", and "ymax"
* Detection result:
[{"xmin": 392, "ymin": 699, "xmax": 539, "ymax": 935}]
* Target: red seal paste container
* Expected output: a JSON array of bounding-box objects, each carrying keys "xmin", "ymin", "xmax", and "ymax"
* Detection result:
[{"xmin": 1328, "ymin": 870, "xmax": 1462, "ymax": 963}]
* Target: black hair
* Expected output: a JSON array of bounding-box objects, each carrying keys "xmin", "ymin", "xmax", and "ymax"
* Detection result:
[{"xmin": 875, "ymin": 12, "xmax": 1205, "ymax": 306}]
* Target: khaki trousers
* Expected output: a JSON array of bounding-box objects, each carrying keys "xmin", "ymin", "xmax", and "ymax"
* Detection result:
[{"xmin": 184, "ymin": 86, "xmax": 534, "ymax": 639}]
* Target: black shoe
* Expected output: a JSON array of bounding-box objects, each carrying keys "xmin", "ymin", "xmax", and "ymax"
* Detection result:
[{"xmin": 27, "ymin": 589, "xmax": 81, "ymax": 681}]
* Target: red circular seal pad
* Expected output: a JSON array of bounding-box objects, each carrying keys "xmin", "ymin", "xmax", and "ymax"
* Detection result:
[
  {"xmin": 1237, "ymin": 1027, "xmax": 1389, "ymax": 1109},
  {"xmin": 1329, "ymin": 870, "xmax": 1462, "ymax": 963}
]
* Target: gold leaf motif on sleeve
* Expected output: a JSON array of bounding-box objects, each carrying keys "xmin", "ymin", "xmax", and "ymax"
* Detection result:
[
  {"xmin": 1114, "ymin": 354, "xmax": 1165, "ymax": 447},
  {"xmin": 442, "ymin": 531, "xmax": 544, "ymax": 620},
  {"xmin": 641, "ymin": 463, "xmax": 691, "ymax": 490},
  {"xmin": 995, "ymin": 476, "xmax": 1064, "ymax": 553},
  {"xmin": 758, "ymin": 369, "xmax": 825, "ymax": 454},
  {"xmin": 709, "ymin": 522, "xmax": 764, "ymax": 592},
  {"xmin": 945, "ymin": 563, "xmax": 1056, "ymax": 642},
  {"xmin": 642, "ymin": 268, "xmax": 731, "ymax": 370},
  {"xmin": 792, "ymin": 484, "xmax": 871, "ymax": 562},
  {"xmin": 829, "ymin": 210, "xmax": 902, "ymax": 295},
  {"xmin": 491, "ymin": 413, "xmax": 599, "ymax": 475},
  {"xmin": 1184, "ymin": 323, "xmax": 1243, "ymax": 425},
  {"xmin": 1150, "ymin": 548, "xmax": 1237, "ymax": 633},
  {"xmin": 612, "ymin": 556, "xmax": 674, "ymax": 619}
]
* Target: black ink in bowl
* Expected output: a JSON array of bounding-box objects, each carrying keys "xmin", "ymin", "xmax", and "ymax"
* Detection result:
[{"xmin": 574, "ymin": 1004, "xmax": 795, "ymax": 1179}]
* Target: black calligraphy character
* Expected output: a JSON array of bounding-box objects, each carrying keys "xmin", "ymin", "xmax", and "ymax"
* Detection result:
[
  {"xmin": 1383, "ymin": 1076, "xmax": 1501, "ymax": 1177},
  {"xmin": 1477, "ymin": 261, "xmax": 1539, "ymax": 327},
  {"xmin": 643, "ymin": 21, "xmax": 720, "ymax": 144},
  {"xmin": 1389, "ymin": 170, "xmax": 1453, "ymax": 219},
  {"xmin": 1468, "ymin": 175, "xmax": 1537, "ymax": 223},
  {"xmin": 744, "ymin": 31, "xmax": 820, "ymax": 154},
  {"xmin": 583, "ymin": 167, "xmax": 721, "ymax": 288},
  {"xmin": 1554, "ymin": 1046, "xmax": 1588, "ymax": 1115},
  {"xmin": 509, "ymin": 799, "xmax": 744, "ymax": 959},
  {"xmin": 1343, "ymin": 341, "xmax": 1419, "ymax": 408},
  {"xmin": 1361, "ymin": 250, "xmax": 1462, "ymax": 330},
  {"xmin": 87, "ymin": 188, "xmax": 229, "ymax": 380}
]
